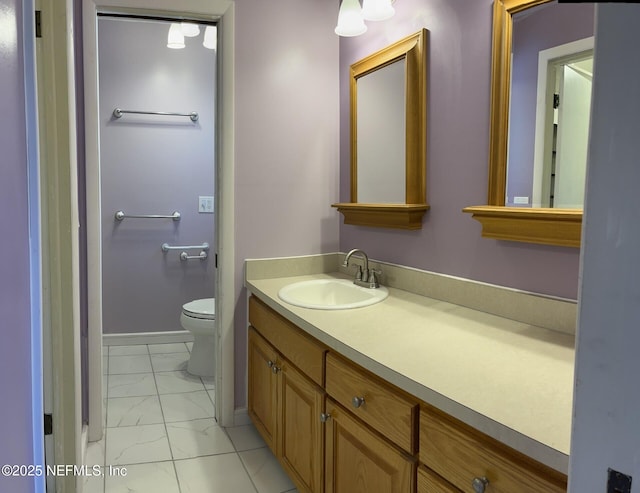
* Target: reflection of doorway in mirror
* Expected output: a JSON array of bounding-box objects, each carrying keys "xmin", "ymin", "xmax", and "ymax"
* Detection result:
[{"xmin": 531, "ymin": 37, "xmax": 593, "ymax": 208}]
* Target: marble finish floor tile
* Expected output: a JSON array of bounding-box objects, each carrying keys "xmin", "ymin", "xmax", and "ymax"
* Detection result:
[
  {"xmin": 159, "ymin": 391, "xmax": 215, "ymax": 423},
  {"xmin": 83, "ymin": 471, "xmax": 105, "ymax": 493},
  {"xmin": 104, "ymin": 461, "xmax": 180, "ymax": 493},
  {"xmin": 88, "ymin": 342, "xmax": 295, "ymax": 493},
  {"xmin": 240, "ymin": 447, "xmax": 295, "ymax": 493},
  {"xmin": 107, "ymin": 373, "xmax": 157, "ymax": 398},
  {"xmin": 174, "ymin": 454, "xmax": 257, "ymax": 493},
  {"xmin": 166, "ymin": 418, "xmax": 235, "ymax": 459},
  {"xmin": 148, "ymin": 343, "xmax": 189, "ymax": 354},
  {"xmin": 226, "ymin": 423, "xmax": 267, "ymax": 452},
  {"xmin": 108, "ymin": 345, "xmax": 149, "ymax": 356},
  {"xmin": 201, "ymin": 376, "xmax": 215, "ymax": 390},
  {"xmin": 108, "ymin": 354, "xmax": 152, "ymax": 375},
  {"xmin": 105, "ymin": 424, "xmax": 172, "ymax": 466},
  {"xmin": 106, "ymin": 395, "xmax": 164, "ymax": 428},
  {"xmin": 150, "ymin": 353, "xmax": 189, "ymax": 372},
  {"xmin": 155, "ymin": 370, "xmax": 205, "ymax": 394}
]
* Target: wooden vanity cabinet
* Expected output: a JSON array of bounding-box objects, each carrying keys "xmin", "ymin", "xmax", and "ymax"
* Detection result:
[
  {"xmin": 247, "ymin": 326, "xmax": 278, "ymax": 450},
  {"xmin": 324, "ymin": 398, "xmax": 415, "ymax": 493},
  {"xmin": 419, "ymin": 405, "xmax": 567, "ymax": 493},
  {"xmin": 417, "ymin": 466, "xmax": 462, "ymax": 493},
  {"xmin": 248, "ymin": 298, "xmax": 326, "ymax": 493},
  {"xmin": 248, "ymin": 295, "xmax": 568, "ymax": 493}
]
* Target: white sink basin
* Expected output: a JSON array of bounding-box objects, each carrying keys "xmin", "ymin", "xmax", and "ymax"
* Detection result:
[{"xmin": 278, "ymin": 278, "xmax": 388, "ymax": 310}]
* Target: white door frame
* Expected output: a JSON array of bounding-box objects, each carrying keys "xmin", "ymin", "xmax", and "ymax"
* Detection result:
[
  {"xmin": 531, "ymin": 36, "xmax": 594, "ymax": 207},
  {"xmin": 35, "ymin": 0, "xmax": 83, "ymax": 490},
  {"xmin": 83, "ymin": 0, "xmax": 236, "ymax": 441}
]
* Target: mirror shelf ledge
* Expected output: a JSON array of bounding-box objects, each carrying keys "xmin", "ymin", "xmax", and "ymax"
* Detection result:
[
  {"xmin": 332, "ymin": 203, "xmax": 430, "ymax": 230},
  {"xmin": 462, "ymin": 205, "xmax": 581, "ymax": 247}
]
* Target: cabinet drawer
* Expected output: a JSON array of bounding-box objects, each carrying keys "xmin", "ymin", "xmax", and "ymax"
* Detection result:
[
  {"xmin": 249, "ymin": 296, "xmax": 325, "ymax": 386},
  {"xmin": 417, "ymin": 466, "xmax": 462, "ymax": 493},
  {"xmin": 420, "ymin": 406, "xmax": 567, "ymax": 493},
  {"xmin": 325, "ymin": 352, "xmax": 418, "ymax": 453}
]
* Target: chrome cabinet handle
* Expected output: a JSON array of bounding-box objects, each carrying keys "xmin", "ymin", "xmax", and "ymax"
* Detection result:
[
  {"xmin": 320, "ymin": 413, "xmax": 331, "ymax": 423},
  {"xmin": 472, "ymin": 476, "xmax": 489, "ymax": 493},
  {"xmin": 352, "ymin": 396, "xmax": 365, "ymax": 408},
  {"xmin": 267, "ymin": 360, "xmax": 274, "ymax": 368},
  {"xmin": 271, "ymin": 365, "xmax": 280, "ymax": 374}
]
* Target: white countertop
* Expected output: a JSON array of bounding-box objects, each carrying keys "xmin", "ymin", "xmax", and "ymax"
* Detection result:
[{"xmin": 246, "ymin": 272, "xmax": 575, "ymax": 474}]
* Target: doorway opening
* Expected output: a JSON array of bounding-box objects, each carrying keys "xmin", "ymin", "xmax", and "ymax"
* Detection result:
[
  {"xmin": 83, "ymin": 0, "xmax": 236, "ymax": 451},
  {"xmin": 531, "ymin": 36, "xmax": 594, "ymax": 208}
]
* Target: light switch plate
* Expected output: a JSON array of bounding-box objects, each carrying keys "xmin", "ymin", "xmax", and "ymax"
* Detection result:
[{"xmin": 199, "ymin": 196, "xmax": 214, "ymax": 213}]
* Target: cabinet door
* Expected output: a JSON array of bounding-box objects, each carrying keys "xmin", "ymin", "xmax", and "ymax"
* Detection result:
[
  {"xmin": 278, "ymin": 360, "xmax": 324, "ymax": 493},
  {"xmin": 417, "ymin": 466, "xmax": 462, "ymax": 493},
  {"xmin": 325, "ymin": 399, "xmax": 414, "ymax": 493},
  {"xmin": 248, "ymin": 327, "xmax": 279, "ymax": 450}
]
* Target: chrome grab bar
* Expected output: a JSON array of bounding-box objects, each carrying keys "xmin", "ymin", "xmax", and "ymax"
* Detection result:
[
  {"xmin": 161, "ymin": 242, "xmax": 209, "ymax": 252},
  {"xmin": 180, "ymin": 251, "xmax": 207, "ymax": 261},
  {"xmin": 115, "ymin": 210, "xmax": 181, "ymax": 221},
  {"xmin": 112, "ymin": 108, "xmax": 199, "ymax": 122}
]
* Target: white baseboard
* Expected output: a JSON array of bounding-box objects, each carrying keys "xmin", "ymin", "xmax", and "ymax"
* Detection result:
[
  {"xmin": 233, "ymin": 407, "xmax": 251, "ymax": 426},
  {"xmin": 103, "ymin": 330, "xmax": 194, "ymax": 346}
]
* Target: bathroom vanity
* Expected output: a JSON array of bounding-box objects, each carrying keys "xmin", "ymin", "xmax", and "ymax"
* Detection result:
[{"xmin": 245, "ymin": 255, "xmax": 575, "ymax": 493}]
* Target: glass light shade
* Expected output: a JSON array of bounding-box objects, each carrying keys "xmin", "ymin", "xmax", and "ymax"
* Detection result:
[
  {"xmin": 167, "ymin": 23, "xmax": 185, "ymax": 49},
  {"xmin": 203, "ymin": 26, "xmax": 217, "ymax": 50},
  {"xmin": 181, "ymin": 22, "xmax": 200, "ymax": 37},
  {"xmin": 362, "ymin": 0, "xmax": 395, "ymax": 21},
  {"xmin": 335, "ymin": 0, "xmax": 367, "ymax": 37}
]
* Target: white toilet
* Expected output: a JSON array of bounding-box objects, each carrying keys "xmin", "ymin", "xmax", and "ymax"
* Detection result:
[{"xmin": 180, "ymin": 298, "xmax": 216, "ymax": 377}]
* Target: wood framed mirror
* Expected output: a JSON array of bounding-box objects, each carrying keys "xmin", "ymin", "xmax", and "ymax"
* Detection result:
[
  {"xmin": 463, "ymin": 0, "xmax": 594, "ymax": 247},
  {"xmin": 333, "ymin": 29, "xmax": 429, "ymax": 230}
]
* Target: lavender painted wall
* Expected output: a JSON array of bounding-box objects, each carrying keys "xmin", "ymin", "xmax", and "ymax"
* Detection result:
[
  {"xmin": 507, "ymin": 2, "xmax": 594, "ymax": 204},
  {"xmin": 233, "ymin": 0, "xmax": 340, "ymax": 406},
  {"xmin": 339, "ymin": 0, "xmax": 581, "ymax": 300},
  {"xmin": 0, "ymin": 0, "xmax": 39, "ymax": 490},
  {"xmin": 98, "ymin": 17, "xmax": 216, "ymax": 334}
]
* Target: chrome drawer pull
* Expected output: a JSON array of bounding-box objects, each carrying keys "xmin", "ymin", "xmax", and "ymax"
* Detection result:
[
  {"xmin": 472, "ymin": 476, "xmax": 489, "ymax": 493},
  {"xmin": 352, "ymin": 396, "xmax": 365, "ymax": 408},
  {"xmin": 320, "ymin": 413, "xmax": 331, "ymax": 423},
  {"xmin": 267, "ymin": 360, "xmax": 274, "ymax": 368}
]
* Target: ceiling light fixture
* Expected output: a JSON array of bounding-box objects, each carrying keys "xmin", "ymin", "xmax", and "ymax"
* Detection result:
[
  {"xmin": 335, "ymin": 0, "xmax": 367, "ymax": 37},
  {"xmin": 167, "ymin": 23, "xmax": 185, "ymax": 49},
  {"xmin": 362, "ymin": 0, "xmax": 395, "ymax": 21},
  {"xmin": 203, "ymin": 26, "xmax": 217, "ymax": 50},
  {"xmin": 335, "ymin": 0, "xmax": 396, "ymax": 37},
  {"xmin": 181, "ymin": 22, "xmax": 200, "ymax": 37}
]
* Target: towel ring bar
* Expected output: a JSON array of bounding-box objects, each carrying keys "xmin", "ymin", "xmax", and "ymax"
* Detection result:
[
  {"xmin": 162, "ymin": 242, "xmax": 209, "ymax": 252},
  {"xmin": 113, "ymin": 108, "xmax": 199, "ymax": 122},
  {"xmin": 115, "ymin": 211, "xmax": 181, "ymax": 221}
]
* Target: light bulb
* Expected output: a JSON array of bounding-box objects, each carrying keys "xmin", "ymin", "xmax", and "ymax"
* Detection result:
[
  {"xmin": 335, "ymin": 0, "xmax": 367, "ymax": 37},
  {"xmin": 167, "ymin": 23, "xmax": 185, "ymax": 49},
  {"xmin": 203, "ymin": 26, "xmax": 217, "ymax": 50}
]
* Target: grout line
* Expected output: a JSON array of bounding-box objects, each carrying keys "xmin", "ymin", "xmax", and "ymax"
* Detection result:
[{"xmin": 148, "ymin": 345, "xmax": 184, "ymax": 493}]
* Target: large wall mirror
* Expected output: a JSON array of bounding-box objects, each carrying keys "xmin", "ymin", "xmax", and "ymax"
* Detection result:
[
  {"xmin": 463, "ymin": 0, "xmax": 594, "ymax": 247},
  {"xmin": 333, "ymin": 29, "xmax": 429, "ymax": 230}
]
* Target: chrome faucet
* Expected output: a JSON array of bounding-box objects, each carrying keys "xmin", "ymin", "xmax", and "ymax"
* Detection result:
[{"xmin": 343, "ymin": 249, "xmax": 381, "ymax": 288}]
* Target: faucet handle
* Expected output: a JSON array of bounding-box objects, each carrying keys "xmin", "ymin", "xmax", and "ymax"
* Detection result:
[{"xmin": 369, "ymin": 269, "xmax": 382, "ymax": 288}]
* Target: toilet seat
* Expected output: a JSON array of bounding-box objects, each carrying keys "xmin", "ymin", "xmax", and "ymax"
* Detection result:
[{"xmin": 182, "ymin": 298, "xmax": 215, "ymax": 320}]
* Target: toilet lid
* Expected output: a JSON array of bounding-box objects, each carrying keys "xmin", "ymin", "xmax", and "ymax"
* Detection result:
[{"xmin": 182, "ymin": 298, "xmax": 216, "ymax": 320}]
